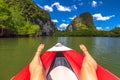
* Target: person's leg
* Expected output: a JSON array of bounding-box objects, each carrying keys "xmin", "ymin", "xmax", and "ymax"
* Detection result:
[
  {"xmin": 79, "ymin": 44, "xmax": 98, "ymax": 80},
  {"xmin": 29, "ymin": 44, "xmax": 46, "ymax": 80},
  {"xmin": 10, "ymin": 76, "xmax": 15, "ymax": 80}
]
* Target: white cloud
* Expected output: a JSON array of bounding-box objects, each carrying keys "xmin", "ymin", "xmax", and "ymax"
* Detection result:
[
  {"xmin": 43, "ymin": 5, "xmax": 53, "ymax": 12},
  {"xmin": 73, "ymin": 5, "xmax": 77, "ymax": 10},
  {"xmin": 117, "ymin": 24, "xmax": 120, "ymax": 27},
  {"xmin": 92, "ymin": 13, "xmax": 115, "ymax": 21},
  {"xmin": 37, "ymin": 2, "xmax": 73, "ymax": 12},
  {"xmin": 96, "ymin": 27, "xmax": 103, "ymax": 30},
  {"xmin": 37, "ymin": 4, "xmax": 53, "ymax": 12},
  {"xmin": 52, "ymin": 2, "xmax": 71, "ymax": 12},
  {"xmin": 52, "ymin": 19, "xmax": 58, "ymax": 23},
  {"xmin": 59, "ymin": 23, "xmax": 69, "ymax": 30},
  {"xmin": 36, "ymin": 4, "xmax": 43, "ymax": 8},
  {"xmin": 90, "ymin": 1, "xmax": 103, "ymax": 7},
  {"xmin": 92, "ymin": 1, "xmax": 97, "ymax": 7},
  {"xmin": 69, "ymin": 15, "xmax": 76, "ymax": 20}
]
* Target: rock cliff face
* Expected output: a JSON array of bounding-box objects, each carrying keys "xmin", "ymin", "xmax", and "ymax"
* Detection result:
[
  {"xmin": 0, "ymin": 0, "xmax": 57, "ymax": 36},
  {"xmin": 67, "ymin": 12, "xmax": 96, "ymax": 31},
  {"xmin": 10, "ymin": 0, "xmax": 57, "ymax": 36},
  {"xmin": 41, "ymin": 21, "xmax": 56, "ymax": 36}
]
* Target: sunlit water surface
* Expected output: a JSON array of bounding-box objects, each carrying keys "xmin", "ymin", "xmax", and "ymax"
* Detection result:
[{"xmin": 0, "ymin": 37, "xmax": 120, "ymax": 79}]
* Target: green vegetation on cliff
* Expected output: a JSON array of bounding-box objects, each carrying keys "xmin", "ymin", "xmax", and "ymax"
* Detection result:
[
  {"xmin": 54, "ymin": 29, "xmax": 120, "ymax": 37},
  {"xmin": 0, "ymin": 1, "xmax": 119, "ymax": 37},
  {"xmin": 67, "ymin": 12, "xmax": 96, "ymax": 31},
  {"xmin": 55, "ymin": 12, "xmax": 120, "ymax": 37},
  {"xmin": 110, "ymin": 27, "xmax": 120, "ymax": 36},
  {"xmin": 54, "ymin": 27, "xmax": 120, "ymax": 37},
  {"xmin": 0, "ymin": 0, "xmax": 55, "ymax": 37}
]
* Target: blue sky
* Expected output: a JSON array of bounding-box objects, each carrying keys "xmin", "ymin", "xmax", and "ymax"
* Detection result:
[{"xmin": 33, "ymin": 0, "xmax": 120, "ymax": 30}]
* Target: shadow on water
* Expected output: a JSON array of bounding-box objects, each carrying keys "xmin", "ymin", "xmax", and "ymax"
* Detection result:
[{"xmin": 0, "ymin": 37, "xmax": 120, "ymax": 80}]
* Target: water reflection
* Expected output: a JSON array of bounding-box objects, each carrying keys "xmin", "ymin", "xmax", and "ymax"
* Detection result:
[
  {"xmin": 93, "ymin": 37, "xmax": 120, "ymax": 77},
  {"xmin": 93, "ymin": 37, "xmax": 120, "ymax": 54},
  {"xmin": 0, "ymin": 37, "xmax": 120, "ymax": 80},
  {"xmin": 57, "ymin": 37, "xmax": 68, "ymax": 45}
]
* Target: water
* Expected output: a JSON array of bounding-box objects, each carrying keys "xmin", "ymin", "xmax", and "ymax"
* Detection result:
[{"xmin": 0, "ymin": 37, "xmax": 120, "ymax": 79}]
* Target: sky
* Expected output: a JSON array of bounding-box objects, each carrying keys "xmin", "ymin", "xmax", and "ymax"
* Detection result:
[{"xmin": 33, "ymin": 0, "xmax": 120, "ymax": 30}]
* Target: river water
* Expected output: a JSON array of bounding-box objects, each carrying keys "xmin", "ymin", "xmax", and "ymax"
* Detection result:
[{"xmin": 0, "ymin": 37, "xmax": 120, "ymax": 79}]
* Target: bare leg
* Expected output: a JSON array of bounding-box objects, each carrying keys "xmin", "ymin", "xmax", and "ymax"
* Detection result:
[
  {"xmin": 79, "ymin": 44, "xmax": 98, "ymax": 80},
  {"xmin": 29, "ymin": 44, "xmax": 46, "ymax": 80},
  {"xmin": 10, "ymin": 76, "xmax": 15, "ymax": 80}
]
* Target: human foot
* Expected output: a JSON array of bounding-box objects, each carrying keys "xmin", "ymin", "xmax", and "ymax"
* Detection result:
[
  {"xmin": 79, "ymin": 44, "xmax": 97, "ymax": 80},
  {"xmin": 80, "ymin": 44, "xmax": 97, "ymax": 70},
  {"xmin": 29, "ymin": 44, "xmax": 46, "ymax": 80}
]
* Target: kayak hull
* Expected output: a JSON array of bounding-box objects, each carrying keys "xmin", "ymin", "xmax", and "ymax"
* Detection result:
[{"xmin": 13, "ymin": 45, "xmax": 119, "ymax": 80}]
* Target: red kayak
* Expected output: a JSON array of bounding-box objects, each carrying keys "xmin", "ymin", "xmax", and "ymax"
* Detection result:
[{"xmin": 13, "ymin": 43, "xmax": 119, "ymax": 80}]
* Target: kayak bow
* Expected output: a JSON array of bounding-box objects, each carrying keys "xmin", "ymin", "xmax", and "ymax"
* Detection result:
[{"xmin": 13, "ymin": 43, "xmax": 119, "ymax": 80}]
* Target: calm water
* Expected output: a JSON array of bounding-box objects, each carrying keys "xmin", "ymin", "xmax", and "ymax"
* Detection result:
[{"xmin": 0, "ymin": 37, "xmax": 120, "ymax": 79}]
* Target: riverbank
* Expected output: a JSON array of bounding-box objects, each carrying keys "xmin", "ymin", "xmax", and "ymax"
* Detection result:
[{"xmin": 54, "ymin": 29, "xmax": 120, "ymax": 37}]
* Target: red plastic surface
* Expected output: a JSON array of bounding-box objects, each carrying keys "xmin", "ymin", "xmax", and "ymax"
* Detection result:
[{"xmin": 13, "ymin": 50, "xmax": 119, "ymax": 80}]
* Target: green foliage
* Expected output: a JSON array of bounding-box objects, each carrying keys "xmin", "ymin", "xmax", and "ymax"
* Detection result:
[
  {"xmin": 56, "ymin": 11, "xmax": 120, "ymax": 37},
  {"xmin": 67, "ymin": 12, "xmax": 96, "ymax": 31},
  {"xmin": 0, "ymin": 0, "xmax": 49, "ymax": 37},
  {"xmin": 110, "ymin": 27, "xmax": 120, "ymax": 36},
  {"xmin": 23, "ymin": 21, "xmax": 40, "ymax": 35},
  {"xmin": 17, "ymin": 21, "xmax": 40, "ymax": 35},
  {"xmin": 80, "ymin": 12, "xmax": 94, "ymax": 27},
  {"xmin": 0, "ymin": 1, "xmax": 10, "ymax": 27},
  {"xmin": 8, "ymin": 6, "xmax": 24, "ymax": 33},
  {"xmin": 0, "ymin": 0, "xmax": 11, "ymax": 36},
  {"xmin": 111, "ymin": 27, "xmax": 120, "ymax": 34},
  {"xmin": 1, "ymin": 0, "xmax": 119, "ymax": 37},
  {"xmin": 5, "ymin": 0, "xmax": 50, "ymax": 22},
  {"xmin": 54, "ymin": 29, "xmax": 120, "ymax": 37}
]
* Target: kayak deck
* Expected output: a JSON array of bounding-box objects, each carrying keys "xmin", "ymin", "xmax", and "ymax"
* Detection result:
[{"xmin": 13, "ymin": 43, "xmax": 119, "ymax": 80}]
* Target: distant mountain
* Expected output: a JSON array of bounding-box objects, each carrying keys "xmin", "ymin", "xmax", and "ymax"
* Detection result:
[
  {"xmin": 0, "ymin": 0, "xmax": 57, "ymax": 37},
  {"xmin": 67, "ymin": 12, "xmax": 96, "ymax": 31}
]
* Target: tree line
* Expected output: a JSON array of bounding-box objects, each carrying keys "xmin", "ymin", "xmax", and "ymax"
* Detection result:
[{"xmin": 54, "ymin": 27, "xmax": 120, "ymax": 37}]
